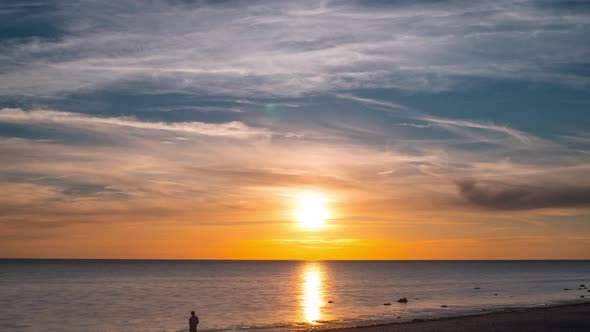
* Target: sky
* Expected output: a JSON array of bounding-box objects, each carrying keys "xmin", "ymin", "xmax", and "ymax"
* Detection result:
[{"xmin": 1, "ymin": 0, "xmax": 589, "ymax": 259}]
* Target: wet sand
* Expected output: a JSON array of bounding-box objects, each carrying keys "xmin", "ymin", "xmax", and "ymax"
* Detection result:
[{"xmin": 330, "ymin": 302, "xmax": 590, "ymax": 332}]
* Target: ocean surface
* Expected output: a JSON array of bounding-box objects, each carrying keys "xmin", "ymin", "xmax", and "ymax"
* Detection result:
[{"xmin": 1, "ymin": 260, "xmax": 589, "ymax": 332}]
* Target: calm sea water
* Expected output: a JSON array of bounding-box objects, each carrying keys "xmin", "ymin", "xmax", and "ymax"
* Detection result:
[{"xmin": 1, "ymin": 260, "xmax": 589, "ymax": 332}]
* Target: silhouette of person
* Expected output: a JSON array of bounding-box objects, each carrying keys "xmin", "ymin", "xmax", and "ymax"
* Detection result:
[{"xmin": 189, "ymin": 311, "xmax": 199, "ymax": 332}]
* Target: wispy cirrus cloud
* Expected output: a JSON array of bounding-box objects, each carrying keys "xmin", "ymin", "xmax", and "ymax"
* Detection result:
[
  {"xmin": 0, "ymin": 108, "xmax": 273, "ymax": 138},
  {"xmin": 335, "ymin": 94, "xmax": 411, "ymax": 112},
  {"xmin": 1, "ymin": 0, "xmax": 589, "ymax": 97},
  {"xmin": 419, "ymin": 116, "xmax": 534, "ymax": 145},
  {"xmin": 337, "ymin": 93, "xmax": 536, "ymax": 145}
]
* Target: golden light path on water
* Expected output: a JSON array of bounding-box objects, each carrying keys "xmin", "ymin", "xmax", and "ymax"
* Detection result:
[{"xmin": 300, "ymin": 262, "xmax": 325, "ymax": 323}]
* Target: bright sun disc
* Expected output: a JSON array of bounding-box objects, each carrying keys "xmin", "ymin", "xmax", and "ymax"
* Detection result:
[{"xmin": 296, "ymin": 193, "xmax": 329, "ymax": 230}]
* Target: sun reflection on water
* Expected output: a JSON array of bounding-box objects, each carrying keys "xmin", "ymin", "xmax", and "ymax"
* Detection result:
[{"xmin": 300, "ymin": 262, "xmax": 325, "ymax": 324}]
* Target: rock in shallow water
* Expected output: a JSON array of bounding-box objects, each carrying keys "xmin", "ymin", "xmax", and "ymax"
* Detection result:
[
  {"xmin": 383, "ymin": 302, "xmax": 391, "ymax": 306},
  {"xmin": 397, "ymin": 297, "xmax": 408, "ymax": 303}
]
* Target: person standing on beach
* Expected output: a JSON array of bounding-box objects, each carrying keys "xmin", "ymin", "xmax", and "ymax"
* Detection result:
[{"xmin": 189, "ymin": 311, "xmax": 199, "ymax": 332}]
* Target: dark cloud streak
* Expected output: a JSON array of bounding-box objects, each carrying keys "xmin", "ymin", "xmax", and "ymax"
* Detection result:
[{"xmin": 457, "ymin": 180, "xmax": 590, "ymax": 210}]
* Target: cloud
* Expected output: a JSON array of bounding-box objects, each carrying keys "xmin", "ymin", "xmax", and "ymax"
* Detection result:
[
  {"xmin": 399, "ymin": 123, "xmax": 433, "ymax": 129},
  {"xmin": 0, "ymin": 108, "xmax": 272, "ymax": 138},
  {"xmin": 335, "ymin": 94, "xmax": 410, "ymax": 112},
  {"xmin": 419, "ymin": 116, "xmax": 533, "ymax": 144},
  {"xmin": 1, "ymin": 0, "xmax": 589, "ymax": 97},
  {"xmin": 336, "ymin": 93, "xmax": 536, "ymax": 145},
  {"xmin": 457, "ymin": 179, "xmax": 590, "ymax": 210}
]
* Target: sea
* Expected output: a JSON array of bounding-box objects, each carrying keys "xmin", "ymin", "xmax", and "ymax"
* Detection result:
[{"xmin": 1, "ymin": 260, "xmax": 589, "ymax": 332}]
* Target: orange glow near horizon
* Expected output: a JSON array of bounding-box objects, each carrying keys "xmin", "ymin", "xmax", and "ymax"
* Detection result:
[{"xmin": 2, "ymin": 180, "xmax": 590, "ymax": 260}]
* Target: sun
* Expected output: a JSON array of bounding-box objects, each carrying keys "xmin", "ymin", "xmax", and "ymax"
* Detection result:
[{"xmin": 295, "ymin": 192, "xmax": 330, "ymax": 230}]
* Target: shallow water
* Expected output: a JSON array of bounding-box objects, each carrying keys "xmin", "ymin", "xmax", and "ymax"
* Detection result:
[{"xmin": 0, "ymin": 260, "xmax": 589, "ymax": 332}]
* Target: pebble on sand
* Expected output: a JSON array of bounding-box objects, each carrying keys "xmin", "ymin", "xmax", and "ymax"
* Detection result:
[
  {"xmin": 397, "ymin": 297, "xmax": 408, "ymax": 303},
  {"xmin": 474, "ymin": 287, "xmax": 480, "ymax": 290},
  {"xmin": 383, "ymin": 303, "xmax": 392, "ymax": 306},
  {"xmin": 441, "ymin": 305, "xmax": 448, "ymax": 308},
  {"xmin": 328, "ymin": 300, "xmax": 334, "ymax": 303}
]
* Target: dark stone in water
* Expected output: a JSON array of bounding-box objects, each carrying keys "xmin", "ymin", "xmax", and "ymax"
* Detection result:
[
  {"xmin": 441, "ymin": 305, "xmax": 448, "ymax": 308},
  {"xmin": 581, "ymin": 295, "xmax": 585, "ymax": 298},
  {"xmin": 581, "ymin": 284, "xmax": 586, "ymax": 288},
  {"xmin": 397, "ymin": 316, "xmax": 401, "ymax": 319},
  {"xmin": 383, "ymin": 303, "xmax": 392, "ymax": 306},
  {"xmin": 494, "ymin": 293, "xmax": 498, "ymax": 296},
  {"xmin": 474, "ymin": 287, "xmax": 480, "ymax": 290},
  {"xmin": 397, "ymin": 297, "xmax": 408, "ymax": 303}
]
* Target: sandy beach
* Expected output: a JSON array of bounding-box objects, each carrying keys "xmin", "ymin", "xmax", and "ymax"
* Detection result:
[{"xmin": 334, "ymin": 302, "xmax": 590, "ymax": 332}]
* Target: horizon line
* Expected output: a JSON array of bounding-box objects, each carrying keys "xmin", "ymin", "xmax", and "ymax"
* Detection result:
[{"xmin": 2, "ymin": 258, "xmax": 589, "ymax": 261}]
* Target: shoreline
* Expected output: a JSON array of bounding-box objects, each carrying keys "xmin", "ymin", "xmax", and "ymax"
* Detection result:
[{"xmin": 320, "ymin": 302, "xmax": 590, "ymax": 332}]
